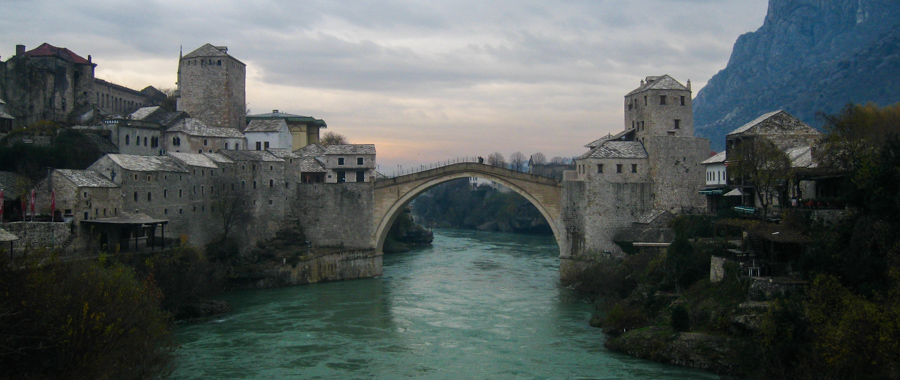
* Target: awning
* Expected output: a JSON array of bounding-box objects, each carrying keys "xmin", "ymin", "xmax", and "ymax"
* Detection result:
[
  {"xmin": 699, "ymin": 189, "xmax": 724, "ymax": 195},
  {"xmin": 724, "ymin": 188, "xmax": 744, "ymax": 197},
  {"xmin": 0, "ymin": 227, "xmax": 18, "ymax": 242},
  {"xmin": 734, "ymin": 206, "xmax": 757, "ymax": 214}
]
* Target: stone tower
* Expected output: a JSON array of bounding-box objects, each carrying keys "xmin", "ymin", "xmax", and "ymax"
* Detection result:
[
  {"xmin": 176, "ymin": 44, "xmax": 246, "ymax": 130},
  {"xmin": 624, "ymin": 75, "xmax": 706, "ymax": 213}
]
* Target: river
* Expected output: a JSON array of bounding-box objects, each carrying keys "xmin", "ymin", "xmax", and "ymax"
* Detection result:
[{"xmin": 171, "ymin": 229, "xmax": 719, "ymax": 379}]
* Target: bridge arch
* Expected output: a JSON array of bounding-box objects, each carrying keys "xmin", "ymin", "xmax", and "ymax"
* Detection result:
[{"xmin": 373, "ymin": 163, "xmax": 563, "ymax": 255}]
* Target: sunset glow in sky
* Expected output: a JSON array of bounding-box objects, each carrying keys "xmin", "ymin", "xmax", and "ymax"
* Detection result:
[{"xmin": 0, "ymin": 0, "xmax": 768, "ymax": 173}]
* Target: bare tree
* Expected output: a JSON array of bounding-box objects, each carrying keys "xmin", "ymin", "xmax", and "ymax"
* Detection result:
[
  {"xmin": 211, "ymin": 178, "xmax": 253, "ymax": 240},
  {"xmin": 530, "ymin": 152, "xmax": 547, "ymax": 166},
  {"xmin": 550, "ymin": 156, "xmax": 567, "ymax": 165},
  {"xmin": 487, "ymin": 152, "xmax": 507, "ymax": 168},
  {"xmin": 320, "ymin": 131, "xmax": 349, "ymax": 146},
  {"xmin": 730, "ymin": 138, "xmax": 791, "ymax": 219},
  {"xmin": 509, "ymin": 151, "xmax": 527, "ymax": 172}
]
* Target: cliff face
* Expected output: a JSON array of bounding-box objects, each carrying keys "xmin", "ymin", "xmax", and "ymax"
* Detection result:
[{"xmin": 693, "ymin": 0, "xmax": 900, "ymax": 150}]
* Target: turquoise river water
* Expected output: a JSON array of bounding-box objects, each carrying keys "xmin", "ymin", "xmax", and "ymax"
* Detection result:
[{"xmin": 171, "ymin": 229, "xmax": 720, "ymax": 379}]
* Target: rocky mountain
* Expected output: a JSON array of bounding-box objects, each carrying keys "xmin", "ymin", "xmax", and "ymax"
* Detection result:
[{"xmin": 694, "ymin": 0, "xmax": 900, "ymax": 150}]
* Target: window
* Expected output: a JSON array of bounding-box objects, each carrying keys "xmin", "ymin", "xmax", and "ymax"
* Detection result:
[
  {"xmin": 179, "ymin": 189, "xmax": 182, "ymax": 197},
  {"xmin": 204, "ymin": 139, "xmax": 208, "ymax": 146},
  {"xmin": 356, "ymin": 171, "xmax": 365, "ymax": 182},
  {"xmin": 164, "ymin": 189, "xmax": 168, "ymax": 198},
  {"xmin": 632, "ymin": 164, "xmax": 638, "ymax": 173},
  {"xmin": 235, "ymin": 143, "xmax": 240, "ymax": 150},
  {"xmin": 644, "ymin": 96, "xmax": 647, "ymax": 106},
  {"xmin": 268, "ymin": 200, "xmax": 273, "ymax": 205},
  {"xmin": 357, "ymin": 157, "xmax": 364, "ymax": 165},
  {"xmin": 253, "ymin": 181, "xmax": 257, "ymax": 189},
  {"xmin": 659, "ymin": 95, "xmax": 667, "ymax": 105},
  {"xmin": 147, "ymin": 175, "xmax": 151, "ymax": 182},
  {"xmin": 269, "ymin": 179, "xmax": 274, "ymax": 188},
  {"xmin": 680, "ymin": 96, "xmax": 686, "ymax": 106},
  {"xmin": 338, "ymin": 157, "xmax": 345, "ymax": 165},
  {"xmin": 198, "ymin": 149, "xmax": 202, "ymax": 153},
  {"xmin": 674, "ymin": 119, "xmax": 681, "ymax": 129},
  {"xmin": 193, "ymin": 186, "xmax": 197, "ymax": 195},
  {"xmin": 125, "ymin": 135, "xmax": 130, "ymax": 145},
  {"xmin": 241, "ymin": 181, "xmax": 246, "ymax": 189},
  {"xmin": 264, "ymin": 141, "xmax": 269, "ymax": 149},
  {"xmin": 147, "ymin": 192, "xmax": 152, "ymax": 201},
  {"xmin": 616, "ymin": 164, "xmax": 623, "ymax": 173},
  {"xmin": 269, "ymin": 165, "xmax": 273, "ymax": 171},
  {"xmin": 225, "ymin": 142, "xmax": 229, "ymax": 149},
  {"xmin": 256, "ymin": 141, "xmax": 262, "ymax": 150},
  {"xmin": 201, "ymin": 185, "xmax": 204, "ymax": 194},
  {"xmin": 597, "ymin": 164, "xmax": 603, "ymax": 173},
  {"xmin": 144, "ymin": 137, "xmax": 148, "ymax": 146},
  {"xmin": 133, "ymin": 192, "xmax": 138, "ymax": 201}
]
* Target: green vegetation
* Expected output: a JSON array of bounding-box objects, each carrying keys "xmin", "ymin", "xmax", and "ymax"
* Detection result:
[
  {"xmin": 0, "ymin": 254, "xmax": 174, "ymax": 379},
  {"xmin": 412, "ymin": 178, "xmax": 551, "ymax": 235},
  {"xmin": 574, "ymin": 103, "xmax": 900, "ymax": 378},
  {"xmin": 0, "ymin": 121, "xmax": 106, "ymax": 180}
]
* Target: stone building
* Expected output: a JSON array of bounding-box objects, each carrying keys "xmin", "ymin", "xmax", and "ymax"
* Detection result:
[
  {"xmin": 0, "ymin": 98, "xmax": 14, "ymax": 134},
  {"xmin": 244, "ymin": 118, "xmax": 292, "ymax": 151},
  {"xmin": 176, "ymin": 44, "xmax": 246, "ymax": 131},
  {"xmin": 245, "ymin": 110, "xmax": 327, "ymax": 150},
  {"xmin": 322, "ymin": 144, "xmax": 376, "ymax": 183},
  {"xmin": 0, "ymin": 43, "xmax": 163, "ymax": 129},
  {"xmin": 563, "ymin": 75, "xmax": 709, "ymax": 258},
  {"xmin": 165, "ymin": 118, "xmax": 247, "ymax": 153},
  {"xmin": 33, "ymin": 169, "xmax": 123, "ymax": 224}
]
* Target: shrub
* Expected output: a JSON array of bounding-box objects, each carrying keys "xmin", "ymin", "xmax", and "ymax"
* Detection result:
[{"xmin": 670, "ymin": 304, "xmax": 691, "ymax": 332}]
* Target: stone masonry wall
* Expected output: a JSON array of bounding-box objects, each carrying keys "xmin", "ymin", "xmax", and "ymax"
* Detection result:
[{"xmin": 293, "ymin": 182, "xmax": 374, "ymax": 249}]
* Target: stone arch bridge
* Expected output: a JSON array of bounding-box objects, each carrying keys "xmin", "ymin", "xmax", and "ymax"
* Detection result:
[{"xmin": 373, "ymin": 162, "xmax": 565, "ymax": 256}]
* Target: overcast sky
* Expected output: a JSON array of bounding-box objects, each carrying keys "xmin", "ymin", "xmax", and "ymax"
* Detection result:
[{"xmin": 0, "ymin": 0, "xmax": 768, "ymax": 173}]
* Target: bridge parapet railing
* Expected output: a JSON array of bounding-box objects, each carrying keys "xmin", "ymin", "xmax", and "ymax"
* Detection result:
[{"xmin": 379, "ymin": 157, "xmax": 482, "ymax": 178}]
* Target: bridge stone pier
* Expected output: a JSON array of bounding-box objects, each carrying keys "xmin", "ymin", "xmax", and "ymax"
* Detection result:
[{"xmin": 373, "ymin": 163, "xmax": 569, "ymax": 270}]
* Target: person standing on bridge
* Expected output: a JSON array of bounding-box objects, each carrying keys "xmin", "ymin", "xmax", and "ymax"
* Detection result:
[{"xmin": 478, "ymin": 156, "xmax": 484, "ymax": 164}]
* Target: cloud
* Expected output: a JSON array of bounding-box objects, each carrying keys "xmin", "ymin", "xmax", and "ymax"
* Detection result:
[{"xmin": 0, "ymin": 0, "xmax": 768, "ymax": 170}]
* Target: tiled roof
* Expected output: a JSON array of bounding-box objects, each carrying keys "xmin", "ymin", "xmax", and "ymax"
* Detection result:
[
  {"xmin": 149, "ymin": 111, "xmax": 187, "ymax": 127},
  {"xmin": 297, "ymin": 157, "xmax": 326, "ymax": 172},
  {"xmin": 246, "ymin": 111, "xmax": 327, "ymax": 127},
  {"xmin": 202, "ymin": 152, "xmax": 235, "ymax": 164},
  {"xmin": 267, "ymin": 148, "xmax": 299, "ymax": 159},
  {"xmin": 169, "ymin": 152, "xmax": 218, "ymax": 168},
  {"xmin": 324, "ymin": 144, "xmax": 376, "ymax": 155},
  {"xmin": 701, "ymin": 151, "xmax": 727, "ymax": 165},
  {"xmin": 585, "ymin": 129, "xmax": 634, "ymax": 148},
  {"xmin": 80, "ymin": 133, "xmax": 120, "ymax": 154},
  {"xmin": 0, "ymin": 171, "xmax": 32, "ymax": 195},
  {"xmin": 167, "ymin": 118, "xmax": 245, "ymax": 138},
  {"xmin": 625, "ymin": 75, "xmax": 688, "ymax": 96},
  {"xmin": 244, "ymin": 119, "xmax": 287, "ymax": 133},
  {"xmin": 0, "ymin": 109, "xmax": 13, "ymax": 120},
  {"xmin": 23, "ymin": 43, "xmax": 92, "ymax": 65},
  {"xmin": 56, "ymin": 169, "xmax": 118, "ymax": 188},
  {"xmin": 294, "ymin": 143, "xmax": 326, "ymax": 157},
  {"xmin": 106, "ymin": 154, "xmax": 189, "ymax": 173},
  {"xmin": 218, "ymin": 150, "xmax": 284, "ymax": 162},
  {"xmin": 726, "ymin": 110, "xmax": 821, "ymax": 137},
  {"xmin": 579, "ymin": 141, "xmax": 648, "ymax": 159},
  {"xmin": 183, "ymin": 43, "xmax": 229, "ymax": 58},
  {"xmin": 129, "ymin": 106, "xmax": 161, "ymax": 121}
]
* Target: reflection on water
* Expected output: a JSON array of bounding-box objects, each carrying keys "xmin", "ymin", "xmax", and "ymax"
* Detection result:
[{"xmin": 172, "ymin": 229, "xmax": 718, "ymax": 379}]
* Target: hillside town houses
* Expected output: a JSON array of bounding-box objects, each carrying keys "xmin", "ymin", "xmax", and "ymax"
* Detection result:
[{"xmin": 0, "ymin": 43, "xmax": 375, "ymax": 253}]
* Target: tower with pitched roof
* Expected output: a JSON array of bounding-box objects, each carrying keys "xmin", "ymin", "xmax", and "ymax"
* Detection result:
[{"xmin": 176, "ymin": 44, "xmax": 246, "ymax": 131}]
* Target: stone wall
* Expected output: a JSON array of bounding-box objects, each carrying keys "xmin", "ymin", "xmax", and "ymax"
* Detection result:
[
  {"xmin": 2, "ymin": 222, "xmax": 71, "ymax": 255},
  {"xmin": 293, "ymin": 182, "xmax": 375, "ymax": 249},
  {"xmin": 177, "ymin": 55, "xmax": 245, "ymax": 130},
  {"xmin": 710, "ymin": 255, "xmax": 727, "ymax": 282},
  {"xmin": 237, "ymin": 249, "xmax": 383, "ymax": 288}
]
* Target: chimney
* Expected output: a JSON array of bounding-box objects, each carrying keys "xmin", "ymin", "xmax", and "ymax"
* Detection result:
[
  {"xmin": 88, "ymin": 55, "xmax": 92, "ymax": 63},
  {"xmin": 686, "ymin": 79, "xmax": 691, "ymax": 91},
  {"xmin": 215, "ymin": 46, "xmax": 228, "ymax": 54},
  {"xmin": 272, "ymin": 109, "xmax": 279, "ymax": 114},
  {"xmin": 16, "ymin": 44, "xmax": 25, "ymax": 56}
]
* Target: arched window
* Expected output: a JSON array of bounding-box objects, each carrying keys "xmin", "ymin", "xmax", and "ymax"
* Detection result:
[
  {"xmin": 164, "ymin": 189, "xmax": 168, "ymax": 198},
  {"xmin": 241, "ymin": 181, "xmax": 246, "ymax": 189},
  {"xmin": 253, "ymin": 181, "xmax": 257, "ymax": 189},
  {"xmin": 193, "ymin": 185, "xmax": 197, "ymax": 195},
  {"xmin": 269, "ymin": 179, "xmax": 274, "ymax": 187},
  {"xmin": 125, "ymin": 135, "xmax": 130, "ymax": 145},
  {"xmin": 198, "ymin": 149, "xmax": 202, "ymax": 153},
  {"xmin": 147, "ymin": 192, "xmax": 152, "ymax": 201},
  {"xmin": 203, "ymin": 139, "xmax": 208, "ymax": 146},
  {"xmin": 133, "ymin": 192, "xmax": 138, "ymax": 202}
]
